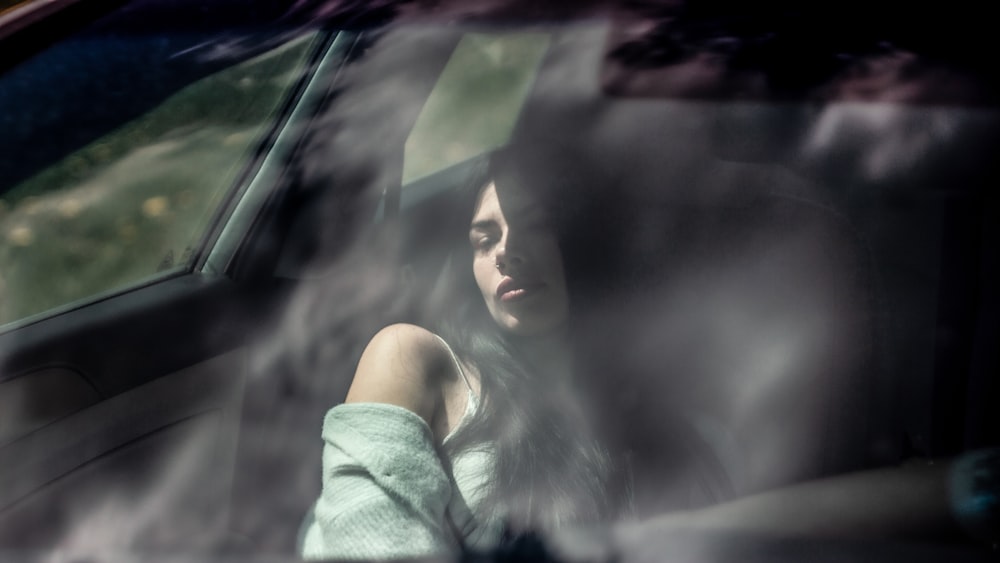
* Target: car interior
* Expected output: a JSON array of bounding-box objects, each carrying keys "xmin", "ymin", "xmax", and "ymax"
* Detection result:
[{"xmin": 0, "ymin": 1, "xmax": 997, "ymax": 560}]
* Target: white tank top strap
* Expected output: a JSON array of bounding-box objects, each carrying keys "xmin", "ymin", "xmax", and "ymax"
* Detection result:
[
  {"xmin": 436, "ymin": 334, "xmax": 479, "ymax": 445},
  {"xmin": 434, "ymin": 334, "xmax": 475, "ymax": 396}
]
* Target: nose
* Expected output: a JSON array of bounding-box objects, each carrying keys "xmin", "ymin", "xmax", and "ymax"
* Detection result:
[{"xmin": 494, "ymin": 232, "xmax": 525, "ymax": 272}]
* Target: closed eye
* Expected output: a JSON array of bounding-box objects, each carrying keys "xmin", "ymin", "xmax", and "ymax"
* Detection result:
[
  {"xmin": 470, "ymin": 220, "xmax": 500, "ymax": 252},
  {"xmin": 470, "ymin": 232, "xmax": 498, "ymax": 252}
]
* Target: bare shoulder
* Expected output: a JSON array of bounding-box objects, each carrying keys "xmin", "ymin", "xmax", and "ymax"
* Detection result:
[
  {"xmin": 344, "ymin": 323, "xmax": 455, "ymax": 424},
  {"xmin": 361, "ymin": 323, "xmax": 453, "ymax": 373}
]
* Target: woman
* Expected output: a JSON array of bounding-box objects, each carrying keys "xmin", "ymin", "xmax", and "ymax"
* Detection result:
[{"xmin": 299, "ymin": 154, "xmax": 621, "ymax": 560}]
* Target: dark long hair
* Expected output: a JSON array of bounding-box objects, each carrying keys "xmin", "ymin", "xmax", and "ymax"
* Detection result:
[{"xmin": 431, "ymin": 151, "xmax": 629, "ymax": 532}]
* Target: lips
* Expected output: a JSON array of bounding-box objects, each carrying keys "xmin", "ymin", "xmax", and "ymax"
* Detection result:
[{"xmin": 496, "ymin": 276, "xmax": 544, "ymax": 302}]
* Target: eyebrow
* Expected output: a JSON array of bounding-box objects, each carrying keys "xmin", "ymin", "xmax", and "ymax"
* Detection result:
[{"xmin": 469, "ymin": 220, "xmax": 497, "ymax": 232}]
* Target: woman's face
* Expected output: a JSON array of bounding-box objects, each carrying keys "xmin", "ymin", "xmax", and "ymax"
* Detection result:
[{"xmin": 469, "ymin": 182, "xmax": 569, "ymax": 336}]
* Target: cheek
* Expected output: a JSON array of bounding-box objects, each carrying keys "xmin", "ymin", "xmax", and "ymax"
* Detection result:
[{"xmin": 472, "ymin": 258, "xmax": 495, "ymax": 300}]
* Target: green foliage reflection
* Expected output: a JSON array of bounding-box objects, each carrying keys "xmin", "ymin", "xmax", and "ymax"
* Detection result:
[{"xmin": 0, "ymin": 34, "xmax": 316, "ymax": 325}]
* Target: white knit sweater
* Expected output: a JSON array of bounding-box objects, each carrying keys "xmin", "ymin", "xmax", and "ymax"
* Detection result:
[{"xmin": 299, "ymin": 402, "xmax": 499, "ymax": 560}]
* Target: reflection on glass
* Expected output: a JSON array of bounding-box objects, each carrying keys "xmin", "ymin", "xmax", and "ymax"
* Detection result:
[
  {"xmin": 0, "ymin": 33, "xmax": 318, "ymax": 326},
  {"xmin": 403, "ymin": 32, "xmax": 549, "ymax": 184}
]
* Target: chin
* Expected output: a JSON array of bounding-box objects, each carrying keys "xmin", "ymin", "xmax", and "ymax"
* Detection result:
[{"xmin": 502, "ymin": 315, "xmax": 565, "ymax": 337}]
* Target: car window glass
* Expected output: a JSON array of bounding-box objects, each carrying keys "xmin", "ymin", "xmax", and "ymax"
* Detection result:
[
  {"xmin": 0, "ymin": 32, "xmax": 319, "ymax": 327},
  {"xmin": 403, "ymin": 32, "xmax": 548, "ymax": 184}
]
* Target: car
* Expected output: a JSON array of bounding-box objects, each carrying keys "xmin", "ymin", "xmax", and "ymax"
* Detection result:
[{"xmin": 0, "ymin": 0, "xmax": 996, "ymax": 561}]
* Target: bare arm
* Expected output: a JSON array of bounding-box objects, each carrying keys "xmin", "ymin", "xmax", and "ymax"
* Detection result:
[
  {"xmin": 345, "ymin": 324, "xmax": 441, "ymax": 420},
  {"xmin": 344, "ymin": 322, "xmax": 465, "ymax": 443}
]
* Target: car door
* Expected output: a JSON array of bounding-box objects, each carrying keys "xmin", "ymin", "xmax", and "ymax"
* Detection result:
[{"xmin": 0, "ymin": 2, "xmax": 356, "ymax": 551}]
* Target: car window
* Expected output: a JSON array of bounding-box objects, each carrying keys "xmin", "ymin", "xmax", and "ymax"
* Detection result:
[
  {"xmin": 0, "ymin": 31, "xmax": 320, "ymax": 327},
  {"xmin": 403, "ymin": 32, "xmax": 549, "ymax": 184}
]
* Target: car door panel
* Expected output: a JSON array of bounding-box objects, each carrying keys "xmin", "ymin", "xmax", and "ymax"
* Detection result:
[
  {"xmin": 0, "ymin": 274, "xmax": 253, "ymax": 549},
  {"xmin": 0, "ymin": 367, "xmax": 101, "ymax": 446}
]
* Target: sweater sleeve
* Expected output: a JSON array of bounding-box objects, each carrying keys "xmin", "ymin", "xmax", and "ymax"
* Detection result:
[{"xmin": 300, "ymin": 403, "xmax": 458, "ymax": 560}]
